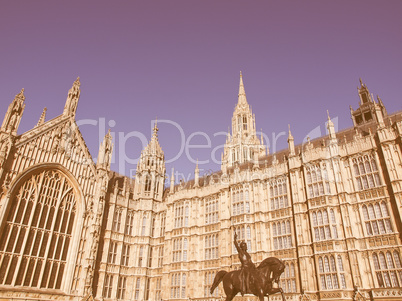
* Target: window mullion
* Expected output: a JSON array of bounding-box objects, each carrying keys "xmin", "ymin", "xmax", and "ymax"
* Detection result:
[{"xmin": 11, "ymin": 175, "xmax": 44, "ymax": 286}]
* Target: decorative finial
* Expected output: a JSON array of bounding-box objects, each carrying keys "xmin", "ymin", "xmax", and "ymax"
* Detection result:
[
  {"xmin": 327, "ymin": 110, "xmax": 331, "ymax": 120},
  {"xmin": 36, "ymin": 107, "xmax": 47, "ymax": 126},
  {"xmin": 240, "ymin": 71, "xmax": 242, "ymax": 77},
  {"xmin": 359, "ymin": 78, "xmax": 363, "ymax": 86}
]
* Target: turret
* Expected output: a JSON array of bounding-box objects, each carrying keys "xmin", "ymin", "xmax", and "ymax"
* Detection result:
[
  {"xmin": 134, "ymin": 121, "xmax": 165, "ymax": 200},
  {"xmin": 194, "ymin": 160, "xmax": 199, "ymax": 187},
  {"xmin": 63, "ymin": 77, "xmax": 80, "ymax": 117},
  {"xmin": 1, "ymin": 88, "xmax": 26, "ymax": 135},
  {"xmin": 170, "ymin": 168, "xmax": 175, "ymax": 194},
  {"xmin": 350, "ymin": 79, "xmax": 387, "ymax": 127},
  {"xmin": 326, "ymin": 111, "xmax": 337, "ymax": 140},
  {"xmin": 221, "ymin": 72, "xmax": 266, "ymax": 170},
  {"xmin": 374, "ymin": 97, "xmax": 385, "ymax": 128},
  {"xmin": 97, "ymin": 129, "xmax": 113, "ymax": 170},
  {"xmin": 288, "ymin": 124, "xmax": 295, "ymax": 156}
]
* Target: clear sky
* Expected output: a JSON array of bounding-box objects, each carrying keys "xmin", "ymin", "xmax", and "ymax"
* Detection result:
[{"xmin": 1, "ymin": 1, "xmax": 401, "ymax": 183}]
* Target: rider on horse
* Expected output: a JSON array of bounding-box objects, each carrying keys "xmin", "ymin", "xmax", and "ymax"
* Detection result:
[{"xmin": 234, "ymin": 232, "xmax": 256, "ymax": 296}]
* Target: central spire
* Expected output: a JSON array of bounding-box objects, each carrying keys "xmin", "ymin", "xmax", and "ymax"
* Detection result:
[{"xmin": 238, "ymin": 71, "xmax": 248, "ymax": 106}]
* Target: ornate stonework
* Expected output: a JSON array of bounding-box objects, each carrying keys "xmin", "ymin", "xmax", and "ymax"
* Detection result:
[{"xmin": 0, "ymin": 76, "xmax": 402, "ymax": 301}]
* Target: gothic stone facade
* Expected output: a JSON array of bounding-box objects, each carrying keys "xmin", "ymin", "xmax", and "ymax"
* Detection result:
[{"xmin": 0, "ymin": 75, "xmax": 402, "ymax": 301}]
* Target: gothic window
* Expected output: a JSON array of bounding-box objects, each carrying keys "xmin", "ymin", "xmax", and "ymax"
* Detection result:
[
  {"xmin": 145, "ymin": 278, "xmax": 150, "ymax": 300},
  {"xmin": 352, "ymin": 155, "xmax": 381, "ymax": 191},
  {"xmin": 103, "ymin": 274, "xmax": 113, "ymax": 298},
  {"xmin": 112, "ymin": 209, "xmax": 122, "ymax": 232},
  {"xmin": 205, "ymin": 196, "xmax": 219, "ymax": 225},
  {"xmin": 108, "ymin": 241, "xmax": 118, "ymax": 264},
  {"xmin": 174, "ymin": 203, "xmax": 184, "ymax": 228},
  {"xmin": 148, "ymin": 247, "xmax": 153, "ymax": 267},
  {"xmin": 362, "ymin": 202, "xmax": 392, "ymax": 236},
  {"xmin": 172, "ymin": 238, "xmax": 182, "ymax": 262},
  {"xmin": 205, "ymin": 271, "xmax": 219, "ymax": 297},
  {"xmin": 205, "ymin": 234, "xmax": 219, "ymax": 260},
  {"xmin": 0, "ymin": 170, "xmax": 77, "ymax": 289},
  {"xmin": 155, "ymin": 277, "xmax": 162, "ymax": 301},
  {"xmin": 237, "ymin": 116, "xmax": 242, "ymax": 132},
  {"xmin": 373, "ymin": 251, "xmax": 402, "ymax": 287},
  {"xmin": 269, "ymin": 178, "xmax": 289, "ymax": 210},
  {"xmin": 121, "ymin": 244, "xmax": 130, "ymax": 266},
  {"xmin": 158, "ymin": 246, "xmax": 164, "ymax": 267},
  {"xmin": 312, "ymin": 209, "xmax": 338, "ymax": 242},
  {"xmin": 280, "ymin": 262, "xmax": 297, "ymax": 293},
  {"xmin": 273, "ymin": 220, "xmax": 292, "ymax": 250},
  {"xmin": 183, "ymin": 238, "xmax": 188, "ymax": 261},
  {"xmin": 138, "ymin": 246, "xmax": 144, "ymax": 267},
  {"xmin": 151, "ymin": 217, "xmax": 155, "ymax": 237},
  {"xmin": 232, "ymin": 186, "xmax": 250, "ymax": 216},
  {"xmin": 243, "ymin": 116, "xmax": 247, "ymax": 131},
  {"xmin": 144, "ymin": 174, "xmax": 152, "ymax": 195},
  {"xmin": 155, "ymin": 178, "xmax": 160, "ymax": 196},
  {"xmin": 160, "ymin": 214, "xmax": 166, "ymax": 236},
  {"xmin": 184, "ymin": 205, "xmax": 189, "ymax": 227},
  {"xmin": 171, "ymin": 273, "xmax": 186, "ymax": 299},
  {"xmin": 306, "ymin": 163, "xmax": 330, "ymax": 198},
  {"xmin": 134, "ymin": 278, "xmax": 141, "ymax": 300},
  {"xmin": 116, "ymin": 276, "xmax": 127, "ymax": 300},
  {"xmin": 141, "ymin": 216, "xmax": 147, "ymax": 236},
  {"xmin": 318, "ymin": 255, "xmax": 346, "ymax": 290},
  {"xmin": 126, "ymin": 211, "xmax": 134, "ymax": 236}
]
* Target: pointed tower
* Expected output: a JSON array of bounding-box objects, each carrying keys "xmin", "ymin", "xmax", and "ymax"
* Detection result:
[
  {"xmin": 1, "ymin": 88, "xmax": 26, "ymax": 135},
  {"xmin": 134, "ymin": 121, "xmax": 166, "ymax": 201},
  {"xmin": 222, "ymin": 72, "xmax": 266, "ymax": 170},
  {"xmin": 63, "ymin": 77, "xmax": 81, "ymax": 117},
  {"xmin": 326, "ymin": 111, "xmax": 337, "ymax": 140},
  {"xmin": 350, "ymin": 79, "xmax": 387, "ymax": 127},
  {"xmin": 97, "ymin": 129, "xmax": 113, "ymax": 170},
  {"xmin": 194, "ymin": 160, "xmax": 199, "ymax": 187},
  {"xmin": 288, "ymin": 124, "xmax": 295, "ymax": 156}
]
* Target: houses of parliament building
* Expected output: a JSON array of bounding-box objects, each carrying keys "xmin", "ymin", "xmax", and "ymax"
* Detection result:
[{"xmin": 0, "ymin": 74, "xmax": 402, "ymax": 301}]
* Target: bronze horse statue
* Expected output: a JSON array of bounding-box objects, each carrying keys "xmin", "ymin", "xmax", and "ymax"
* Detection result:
[{"xmin": 210, "ymin": 257, "xmax": 286, "ymax": 301}]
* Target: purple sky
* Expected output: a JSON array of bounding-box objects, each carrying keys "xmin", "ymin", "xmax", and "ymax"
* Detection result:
[{"xmin": 1, "ymin": 1, "xmax": 402, "ymax": 182}]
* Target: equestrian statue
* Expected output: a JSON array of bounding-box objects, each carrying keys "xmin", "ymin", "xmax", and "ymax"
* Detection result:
[{"xmin": 210, "ymin": 232, "xmax": 286, "ymax": 301}]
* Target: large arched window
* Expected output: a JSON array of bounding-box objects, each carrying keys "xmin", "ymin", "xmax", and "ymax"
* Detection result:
[{"xmin": 0, "ymin": 169, "xmax": 77, "ymax": 289}]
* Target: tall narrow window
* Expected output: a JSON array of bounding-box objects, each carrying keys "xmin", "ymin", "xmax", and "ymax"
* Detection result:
[
  {"xmin": 144, "ymin": 175, "xmax": 152, "ymax": 195},
  {"xmin": 103, "ymin": 274, "xmax": 113, "ymax": 298},
  {"xmin": 0, "ymin": 170, "xmax": 76, "ymax": 289},
  {"xmin": 141, "ymin": 216, "xmax": 147, "ymax": 236},
  {"xmin": 121, "ymin": 244, "xmax": 130, "ymax": 266},
  {"xmin": 116, "ymin": 276, "xmax": 127, "ymax": 300},
  {"xmin": 126, "ymin": 211, "xmax": 134, "ymax": 236},
  {"xmin": 112, "ymin": 209, "xmax": 122, "ymax": 232},
  {"xmin": 134, "ymin": 278, "xmax": 141, "ymax": 300},
  {"xmin": 184, "ymin": 205, "xmax": 189, "ymax": 227},
  {"xmin": 160, "ymin": 214, "xmax": 166, "ymax": 236},
  {"xmin": 138, "ymin": 246, "xmax": 144, "ymax": 267},
  {"xmin": 108, "ymin": 241, "xmax": 118, "ymax": 264}
]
